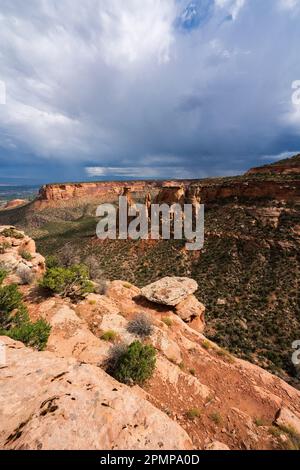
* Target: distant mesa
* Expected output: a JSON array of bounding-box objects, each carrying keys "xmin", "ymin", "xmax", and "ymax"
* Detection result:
[
  {"xmin": 3, "ymin": 199, "xmax": 28, "ymax": 210},
  {"xmin": 247, "ymin": 154, "xmax": 300, "ymax": 176}
]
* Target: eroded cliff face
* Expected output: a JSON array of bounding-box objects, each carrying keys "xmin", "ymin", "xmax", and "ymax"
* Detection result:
[
  {"xmin": 38, "ymin": 181, "xmax": 161, "ymax": 202},
  {"xmin": 37, "ymin": 175, "xmax": 300, "ymax": 207},
  {"xmin": 1, "ymin": 230, "xmax": 300, "ymax": 450}
]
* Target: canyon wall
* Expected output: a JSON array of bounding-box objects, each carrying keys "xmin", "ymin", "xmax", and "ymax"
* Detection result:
[{"xmin": 38, "ymin": 181, "xmax": 161, "ymax": 202}]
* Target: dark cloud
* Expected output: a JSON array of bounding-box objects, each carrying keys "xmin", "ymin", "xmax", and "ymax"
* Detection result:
[{"xmin": 0, "ymin": 0, "xmax": 300, "ymax": 183}]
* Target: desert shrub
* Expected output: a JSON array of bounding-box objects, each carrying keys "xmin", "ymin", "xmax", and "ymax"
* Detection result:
[
  {"xmin": 210, "ymin": 412, "xmax": 222, "ymax": 425},
  {"xmin": 0, "ymin": 281, "xmax": 51, "ymax": 350},
  {"xmin": 0, "ymin": 284, "xmax": 23, "ymax": 324},
  {"xmin": 5, "ymin": 318, "xmax": 51, "ymax": 350},
  {"xmin": 106, "ymin": 341, "xmax": 156, "ymax": 385},
  {"xmin": 40, "ymin": 264, "xmax": 94, "ymax": 299},
  {"xmin": 17, "ymin": 266, "xmax": 35, "ymax": 285},
  {"xmin": 127, "ymin": 313, "xmax": 154, "ymax": 338},
  {"xmin": 45, "ymin": 255, "xmax": 60, "ymax": 269},
  {"xmin": 186, "ymin": 408, "xmax": 201, "ymax": 420},
  {"xmin": 19, "ymin": 250, "xmax": 33, "ymax": 261},
  {"xmin": 254, "ymin": 417, "xmax": 266, "ymax": 427},
  {"xmin": 202, "ymin": 339, "xmax": 212, "ymax": 350},
  {"xmin": 0, "ymin": 268, "xmax": 7, "ymax": 286},
  {"xmin": 162, "ymin": 317, "xmax": 173, "ymax": 327},
  {"xmin": 1, "ymin": 228, "xmax": 24, "ymax": 239},
  {"xmin": 101, "ymin": 330, "xmax": 117, "ymax": 342},
  {"xmin": 105, "ymin": 343, "xmax": 128, "ymax": 372}
]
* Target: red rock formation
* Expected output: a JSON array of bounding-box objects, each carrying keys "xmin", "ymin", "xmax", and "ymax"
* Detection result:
[
  {"xmin": 3, "ymin": 199, "xmax": 27, "ymax": 210},
  {"xmin": 38, "ymin": 181, "xmax": 161, "ymax": 202}
]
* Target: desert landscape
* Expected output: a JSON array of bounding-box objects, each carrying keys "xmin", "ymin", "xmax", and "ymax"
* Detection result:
[
  {"xmin": 1, "ymin": 0, "xmax": 300, "ymax": 456},
  {"xmin": 0, "ymin": 154, "xmax": 299, "ymax": 451}
]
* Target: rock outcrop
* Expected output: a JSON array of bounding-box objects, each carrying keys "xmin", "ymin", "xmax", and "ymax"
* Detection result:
[
  {"xmin": 0, "ymin": 226, "xmax": 45, "ymax": 284},
  {"xmin": 141, "ymin": 277, "xmax": 198, "ymax": 307}
]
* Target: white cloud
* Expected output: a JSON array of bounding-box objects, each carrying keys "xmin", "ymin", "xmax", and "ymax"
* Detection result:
[
  {"xmin": 215, "ymin": 0, "xmax": 246, "ymax": 20},
  {"xmin": 278, "ymin": 0, "xmax": 300, "ymax": 11},
  {"xmin": 85, "ymin": 165, "xmax": 198, "ymax": 179},
  {"xmin": 0, "ymin": 0, "xmax": 300, "ymax": 181},
  {"xmin": 99, "ymin": 0, "xmax": 176, "ymax": 66}
]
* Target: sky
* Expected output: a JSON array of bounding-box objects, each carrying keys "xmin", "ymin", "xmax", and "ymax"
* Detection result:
[{"xmin": 0, "ymin": 0, "xmax": 300, "ymax": 184}]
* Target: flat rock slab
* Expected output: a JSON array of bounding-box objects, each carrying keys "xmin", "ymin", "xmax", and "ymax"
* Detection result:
[{"xmin": 141, "ymin": 277, "xmax": 198, "ymax": 307}]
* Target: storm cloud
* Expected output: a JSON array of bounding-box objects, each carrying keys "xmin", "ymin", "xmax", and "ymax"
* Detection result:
[{"xmin": 0, "ymin": 0, "xmax": 300, "ymax": 183}]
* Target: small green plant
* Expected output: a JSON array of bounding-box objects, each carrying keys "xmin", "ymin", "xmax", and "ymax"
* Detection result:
[
  {"xmin": 0, "ymin": 268, "xmax": 7, "ymax": 286},
  {"xmin": 216, "ymin": 347, "xmax": 235, "ymax": 364},
  {"xmin": 40, "ymin": 264, "xmax": 94, "ymax": 300},
  {"xmin": 101, "ymin": 330, "xmax": 117, "ymax": 342},
  {"xmin": 162, "ymin": 317, "xmax": 173, "ymax": 327},
  {"xmin": 45, "ymin": 255, "xmax": 60, "ymax": 269},
  {"xmin": 19, "ymin": 250, "xmax": 33, "ymax": 261},
  {"xmin": 202, "ymin": 339, "xmax": 212, "ymax": 350},
  {"xmin": 106, "ymin": 341, "xmax": 156, "ymax": 385},
  {"xmin": 1, "ymin": 228, "xmax": 24, "ymax": 239},
  {"xmin": 269, "ymin": 426, "xmax": 281, "ymax": 438},
  {"xmin": 189, "ymin": 368, "xmax": 196, "ymax": 376},
  {"xmin": 254, "ymin": 417, "xmax": 266, "ymax": 427},
  {"xmin": 123, "ymin": 282, "xmax": 132, "ymax": 289},
  {"xmin": 127, "ymin": 313, "xmax": 154, "ymax": 338},
  {"xmin": 210, "ymin": 412, "xmax": 222, "ymax": 425},
  {"xmin": 186, "ymin": 408, "xmax": 201, "ymax": 420}
]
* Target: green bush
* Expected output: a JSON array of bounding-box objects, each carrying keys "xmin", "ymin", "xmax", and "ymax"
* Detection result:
[
  {"xmin": 0, "ymin": 278, "xmax": 51, "ymax": 351},
  {"xmin": 45, "ymin": 255, "xmax": 60, "ymax": 269},
  {"xmin": 19, "ymin": 250, "xmax": 33, "ymax": 261},
  {"xmin": 5, "ymin": 318, "xmax": 51, "ymax": 350},
  {"xmin": 0, "ymin": 284, "xmax": 23, "ymax": 325},
  {"xmin": 101, "ymin": 330, "xmax": 117, "ymax": 342},
  {"xmin": 1, "ymin": 228, "xmax": 24, "ymax": 239},
  {"xmin": 107, "ymin": 341, "xmax": 156, "ymax": 385},
  {"xmin": 0, "ymin": 268, "xmax": 7, "ymax": 286},
  {"xmin": 40, "ymin": 264, "xmax": 94, "ymax": 299},
  {"xmin": 186, "ymin": 408, "xmax": 201, "ymax": 420},
  {"xmin": 127, "ymin": 313, "xmax": 154, "ymax": 338}
]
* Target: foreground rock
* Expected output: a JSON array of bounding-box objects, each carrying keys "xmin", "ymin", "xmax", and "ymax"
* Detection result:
[
  {"xmin": 141, "ymin": 277, "xmax": 198, "ymax": 307},
  {"xmin": 0, "ymin": 337, "xmax": 192, "ymax": 450}
]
